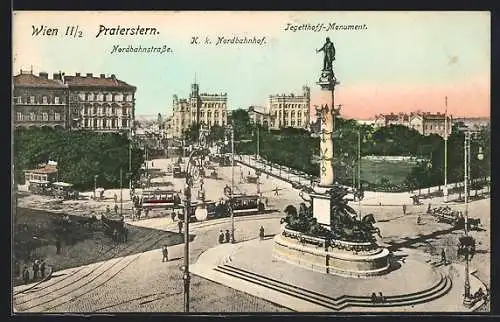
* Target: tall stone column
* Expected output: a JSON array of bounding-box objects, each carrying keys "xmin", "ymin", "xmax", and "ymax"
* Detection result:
[{"xmin": 317, "ymin": 73, "xmax": 339, "ymax": 187}]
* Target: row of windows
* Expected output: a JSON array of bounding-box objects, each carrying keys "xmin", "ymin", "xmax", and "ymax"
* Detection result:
[
  {"xmin": 82, "ymin": 106, "xmax": 129, "ymax": 115},
  {"xmin": 15, "ymin": 96, "xmax": 61, "ymax": 105},
  {"xmin": 275, "ymin": 111, "xmax": 306, "ymax": 118},
  {"xmin": 17, "ymin": 112, "xmax": 61, "ymax": 122},
  {"xmin": 189, "ymin": 102, "xmax": 226, "ymax": 109},
  {"xmin": 271, "ymin": 119, "xmax": 304, "ymax": 127},
  {"xmin": 82, "ymin": 118, "xmax": 129, "ymax": 128},
  {"xmin": 78, "ymin": 92, "xmax": 133, "ymax": 102},
  {"xmin": 270, "ymin": 103, "xmax": 308, "ymax": 109}
]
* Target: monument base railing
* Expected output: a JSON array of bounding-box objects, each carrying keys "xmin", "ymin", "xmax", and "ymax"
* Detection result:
[{"xmin": 274, "ymin": 231, "xmax": 390, "ymax": 278}]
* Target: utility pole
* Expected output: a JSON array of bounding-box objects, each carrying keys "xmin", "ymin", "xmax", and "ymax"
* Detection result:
[
  {"xmin": 256, "ymin": 125, "xmax": 260, "ymax": 160},
  {"xmin": 357, "ymin": 131, "xmax": 362, "ymax": 220},
  {"xmin": 444, "ymin": 96, "xmax": 449, "ymax": 202},
  {"xmin": 230, "ymin": 124, "xmax": 235, "ymax": 243},
  {"xmin": 129, "ymin": 128, "xmax": 132, "ymax": 192},
  {"xmin": 183, "ymin": 184, "xmax": 191, "ymax": 312},
  {"xmin": 463, "ymin": 131, "xmax": 472, "ymax": 307}
]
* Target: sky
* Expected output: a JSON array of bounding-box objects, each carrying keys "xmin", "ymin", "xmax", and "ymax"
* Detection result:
[{"xmin": 12, "ymin": 11, "xmax": 490, "ymax": 120}]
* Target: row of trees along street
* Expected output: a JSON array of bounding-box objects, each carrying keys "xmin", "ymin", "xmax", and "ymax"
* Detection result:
[
  {"xmin": 14, "ymin": 127, "xmax": 144, "ymax": 191},
  {"xmin": 182, "ymin": 109, "xmax": 489, "ymax": 193}
]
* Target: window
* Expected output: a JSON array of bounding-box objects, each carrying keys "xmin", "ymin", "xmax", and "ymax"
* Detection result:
[
  {"xmin": 42, "ymin": 113, "xmax": 48, "ymax": 121},
  {"xmin": 42, "ymin": 96, "xmax": 48, "ymax": 104},
  {"xmin": 36, "ymin": 113, "xmax": 42, "ymax": 121},
  {"xmin": 115, "ymin": 94, "xmax": 123, "ymax": 101},
  {"xmin": 84, "ymin": 119, "xmax": 89, "ymax": 127},
  {"xmin": 79, "ymin": 93, "xmax": 86, "ymax": 101},
  {"xmin": 88, "ymin": 93, "xmax": 94, "ymax": 101},
  {"xmin": 112, "ymin": 119, "xmax": 116, "ymax": 128},
  {"xmin": 97, "ymin": 93, "xmax": 103, "ymax": 101},
  {"xmin": 16, "ymin": 112, "xmax": 22, "ymax": 121},
  {"xmin": 93, "ymin": 119, "xmax": 98, "ymax": 128},
  {"xmin": 30, "ymin": 112, "xmax": 35, "ymax": 121},
  {"xmin": 30, "ymin": 96, "xmax": 35, "ymax": 104},
  {"xmin": 111, "ymin": 107, "xmax": 116, "ymax": 115},
  {"xmin": 122, "ymin": 107, "xmax": 127, "ymax": 115},
  {"xmin": 54, "ymin": 96, "xmax": 60, "ymax": 104},
  {"xmin": 106, "ymin": 93, "xmax": 113, "ymax": 102},
  {"xmin": 122, "ymin": 119, "xmax": 128, "ymax": 128},
  {"xmin": 126, "ymin": 94, "xmax": 133, "ymax": 102},
  {"xmin": 93, "ymin": 106, "xmax": 98, "ymax": 115},
  {"xmin": 54, "ymin": 113, "xmax": 61, "ymax": 121}
]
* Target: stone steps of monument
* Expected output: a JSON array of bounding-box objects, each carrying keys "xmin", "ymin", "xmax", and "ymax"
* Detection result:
[{"xmin": 214, "ymin": 264, "xmax": 452, "ymax": 310}]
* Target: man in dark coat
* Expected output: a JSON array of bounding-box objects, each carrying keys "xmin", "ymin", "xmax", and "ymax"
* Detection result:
[{"xmin": 40, "ymin": 260, "xmax": 46, "ymax": 278}]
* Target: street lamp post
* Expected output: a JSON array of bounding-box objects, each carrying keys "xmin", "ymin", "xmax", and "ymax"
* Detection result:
[
  {"xmin": 182, "ymin": 127, "xmax": 209, "ymax": 313},
  {"xmin": 357, "ymin": 131, "xmax": 362, "ymax": 220},
  {"xmin": 225, "ymin": 124, "xmax": 236, "ymax": 243},
  {"xmin": 462, "ymin": 130, "xmax": 484, "ymax": 308},
  {"xmin": 93, "ymin": 175, "xmax": 98, "ymax": 199},
  {"xmin": 120, "ymin": 168, "xmax": 123, "ymax": 217},
  {"xmin": 444, "ymin": 96, "xmax": 449, "ymax": 202}
]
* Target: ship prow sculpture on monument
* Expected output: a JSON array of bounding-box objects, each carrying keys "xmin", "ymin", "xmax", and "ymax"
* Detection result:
[{"xmin": 273, "ymin": 38, "xmax": 390, "ymax": 278}]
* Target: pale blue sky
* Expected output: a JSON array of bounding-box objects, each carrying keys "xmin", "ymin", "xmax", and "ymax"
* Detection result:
[{"xmin": 13, "ymin": 11, "xmax": 490, "ymax": 118}]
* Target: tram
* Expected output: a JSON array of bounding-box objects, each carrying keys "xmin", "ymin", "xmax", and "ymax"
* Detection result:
[{"xmin": 140, "ymin": 188, "xmax": 182, "ymax": 209}]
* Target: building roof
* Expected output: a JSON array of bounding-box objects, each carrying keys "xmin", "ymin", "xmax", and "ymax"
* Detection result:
[
  {"xmin": 13, "ymin": 72, "xmax": 67, "ymax": 89},
  {"xmin": 25, "ymin": 166, "xmax": 58, "ymax": 174},
  {"xmin": 248, "ymin": 106, "xmax": 269, "ymax": 115},
  {"xmin": 64, "ymin": 73, "xmax": 136, "ymax": 90}
]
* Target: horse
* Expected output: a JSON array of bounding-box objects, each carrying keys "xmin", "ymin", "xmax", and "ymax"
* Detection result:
[{"xmin": 360, "ymin": 214, "xmax": 382, "ymax": 238}]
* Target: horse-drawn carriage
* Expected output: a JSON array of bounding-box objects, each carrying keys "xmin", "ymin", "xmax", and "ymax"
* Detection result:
[
  {"xmin": 430, "ymin": 206, "xmax": 482, "ymax": 231},
  {"xmin": 245, "ymin": 175, "xmax": 259, "ymax": 184},
  {"xmin": 101, "ymin": 214, "xmax": 128, "ymax": 243},
  {"xmin": 52, "ymin": 182, "xmax": 79, "ymax": 200},
  {"xmin": 28, "ymin": 180, "xmax": 52, "ymax": 196}
]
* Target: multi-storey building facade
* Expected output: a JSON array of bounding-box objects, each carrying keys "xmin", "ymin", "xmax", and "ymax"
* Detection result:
[
  {"xmin": 13, "ymin": 71, "xmax": 69, "ymax": 129},
  {"xmin": 65, "ymin": 73, "xmax": 136, "ymax": 132},
  {"xmin": 268, "ymin": 86, "xmax": 310, "ymax": 129},
  {"xmin": 374, "ymin": 112, "xmax": 453, "ymax": 137},
  {"xmin": 169, "ymin": 83, "xmax": 228, "ymax": 138},
  {"xmin": 13, "ymin": 70, "xmax": 136, "ymax": 133}
]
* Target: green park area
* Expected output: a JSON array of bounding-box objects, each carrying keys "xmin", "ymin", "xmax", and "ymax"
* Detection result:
[{"xmin": 360, "ymin": 158, "xmax": 415, "ymax": 186}]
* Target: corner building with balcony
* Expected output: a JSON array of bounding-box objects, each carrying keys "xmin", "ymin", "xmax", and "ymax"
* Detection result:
[
  {"xmin": 169, "ymin": 83, "xmax": 228, "ymax": 138},
  {"xmin": 13, "ymin": 70, "xmax": 69, "ymax": 129}
]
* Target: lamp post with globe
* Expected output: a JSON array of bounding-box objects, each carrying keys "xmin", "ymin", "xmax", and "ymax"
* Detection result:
[{"xmin": 181, "ymin": 126, "xmax": 209, "ymax": 313}]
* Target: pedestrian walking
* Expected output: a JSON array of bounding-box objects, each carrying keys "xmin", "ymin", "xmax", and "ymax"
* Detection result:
[
  {"xmin": 378, "ymin": 292, "xmax": 386, "ymax": 303},
  {"xmin": 402, "ymin": 204, "xmax": 407, "ymax": 216},
  {"xmin": 32, "ymin": 260, "xmax": 39, "ymax": 280},
  {"xmin": 106, "ymin": 205, "xmax": 111, "ymax": 214},
  {"xmin": 152, "ymin": 161, "xmax": 154, "ymax": 167},
  {"xmin": 417, "ymin": 215, "xmax": 422, "ymax": 225},
  {"xmin": 274, "ymin": 187, "xmax": 279, "ymax": 196},
  {"xmin": 259, "ymin": 226, "xmax": 265, "ymax": 240},
  {"xmin": 23, "ymin": 266, "xmax": 30, "ymax": 283},
  {"xmin": 441, "ymin": 248, "xmax": 447, "ymax": 264},
  {"xmin": 225, "ymin": 229, "xmax": 231, "ymax": 243},
  {"xmin": 114, "ymin": 193, "xmax": 118, "ymax": 203},
  {"xmin": 40, "ymin": 260, "xmax": 46, "ymax": 278},
  {"xmin": 371, "ymin": 292, "xmax": 378, "ymax": 303},
  {"xmin": 218, "ymin": 230, "xmax": 225, "ymax": 244},
  {"xmin": 178, "ymin": 220, "xmax": 183, "ymax": 234},
  {"xmin": 55, "ymin": 237, "xmax": 61, "ymax": 254},
  {"xmin": 171, "ymin": 212, "xmax": 176, "ymax": 222},
  {"xmin": 427, "ymin": 203, "xmax": 432, "ymax": 214},
  {"xmin": 114, "ymin": 204, "xmax": 119, "ymax": 214},
  {"xmin": 162, "ymin": 245, "xmax": 169, "ymax": 262}
]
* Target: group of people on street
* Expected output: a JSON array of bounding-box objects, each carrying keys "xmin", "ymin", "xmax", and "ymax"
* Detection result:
[
  {"xmin": 22, "ymin": 259, "xmax": 47, "ymax": 284},
  {"xmin": 218, "ymin": 229, "xmax": 232, "ymax": 244}
]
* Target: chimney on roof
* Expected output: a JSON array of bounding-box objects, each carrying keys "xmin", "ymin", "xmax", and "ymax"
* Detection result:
[
  {"xmin": 100, "ymin": 74, "xmax": 105, "ymax": 78},
  {"xmin": 86, "ymin": 73, "xmax": 93, "ymax": 78},
  {"xmin": 39, "ymin": 72, "xmax": 48, "ymax": 79},
  {"xmin": 76, "ymin": 72, "xmax": 81, "ymax": 77},
  {"xmin": 111, "ymin": 74, "xmax": 116, "ymax": 79},
  {"xmin": 53, "ymin": 72, "xmax": 62, "ymax": 80}
]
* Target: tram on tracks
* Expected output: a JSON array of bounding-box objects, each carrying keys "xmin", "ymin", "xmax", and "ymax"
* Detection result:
[{"xmin": 139, "ymin": 188, "xmax": 182, "ymax": 209}]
